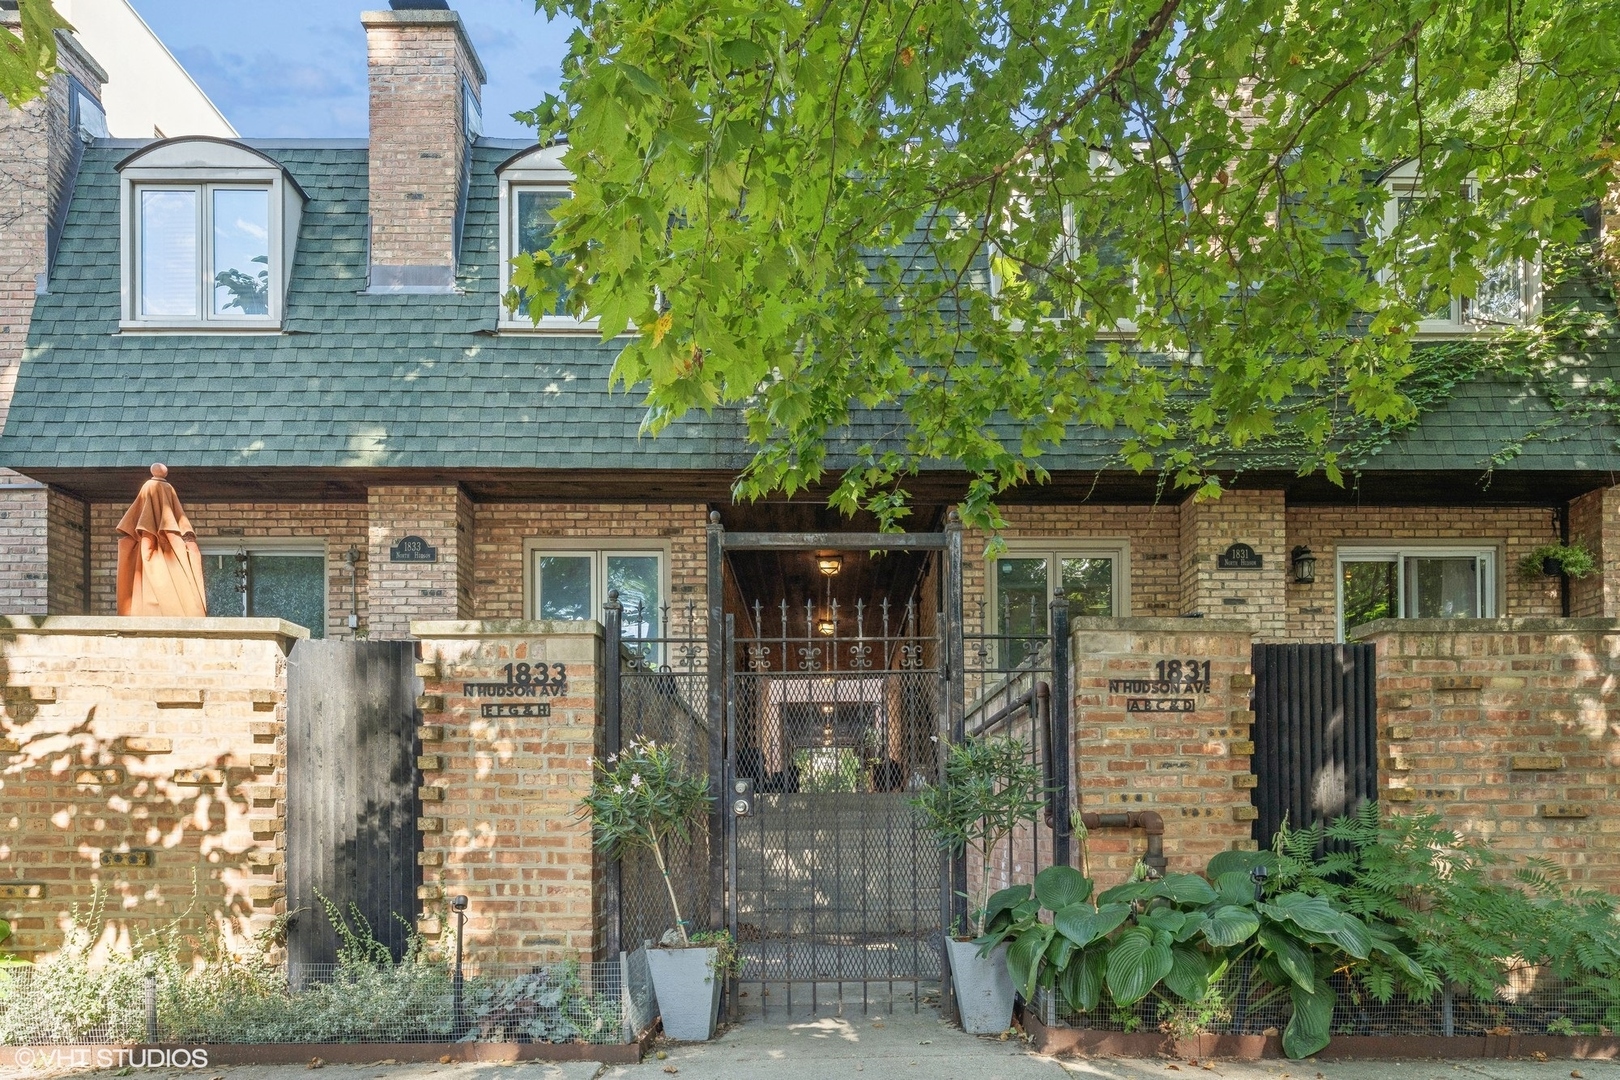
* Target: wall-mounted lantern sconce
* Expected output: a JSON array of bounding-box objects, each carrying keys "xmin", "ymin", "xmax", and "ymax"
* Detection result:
[
  {"xmin": 817, "ymin": 618, "xmax": 836, "ymax": 636},
  {"xmin": 1290, "ymin": 545, "xmax": 1316, "ymax": 585},
  {"xmin": 817, "ymin": 555, "xmax": 843, "ymax": 577}
]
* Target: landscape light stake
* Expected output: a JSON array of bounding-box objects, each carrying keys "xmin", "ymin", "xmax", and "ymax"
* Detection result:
[{"xmin": 451, "ymin": 894, "xmax": 468, "ymax": 1036}]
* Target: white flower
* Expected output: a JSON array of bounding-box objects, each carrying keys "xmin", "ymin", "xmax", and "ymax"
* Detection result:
[
  {"xmin": 613, "ymin": 784, "xmax": 625, "ymax": 794},
  {"xmin": 607, "ymin": 752, "xmax": 618, "ymax": 763},
  {"xmin": 630, "ymin": 773, "xmax": 643, "ymax": 789}
]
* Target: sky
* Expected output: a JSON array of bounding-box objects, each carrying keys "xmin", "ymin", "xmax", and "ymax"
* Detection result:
[{"xmin": 129, "ymin": 0, "xmax": 575, "ymax": 140}]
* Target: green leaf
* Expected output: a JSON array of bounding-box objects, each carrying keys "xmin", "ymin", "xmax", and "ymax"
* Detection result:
[
  {"xmin": 1097, "ymin": 880, "xmax": 1161, "ymax": 905},
  {"xmin": 1155, "ymin": 873, "xmax": 1217, "ymax": 906},
  {"xmin": 1035, "ymin": 865, "xmax": 1093, "ymax": 911},
  {"xmin": 1207, "ymin": 850, "xmax": 1275, "ymax": 880},
  {"xmin": 1137, "ymin": 907, "xmax": 1187, "ymax": 937},
  {"xmin": 1054, "ymin": 902, "xmax": 1131, "ymax": 947},
  {"xmin": 984, "ymin": 883, "xmax": 1033, "ymax": 922},
  {"xmin": 1258, "ymin": 924, "xmax": 1316, "ymax": 991},
  {"xmin": 1260, "ymin": 893, "xmax": 1371, "ymax": 959},
  {"xmin": 1007, "ymin": 924, "xmax": 1054, "ymax": 1000},
  {"xmin": 0, "ymin": 918, "xmax": 9, "ymax": 946},
  {"xmin": 1283, "ymin": 977, "xmax": 1334, "ymax": 1059},
  {"xmin": 1105, "ymin": 927, "xmax": 1173, "ymax": 1007},
  {"xmin": 1061, "ymin": 947, "xmax": 1106, "ymax": 1013},
  {"xmin": 1214, "ymin": 870, "xmax": 1257, "ymax": 907},
  {"xmin": 1200, "ymin": 905, "xmax": 1261, "ymax": 947},
  {"xmin": 1164, "ymin": 945, "xmax": 1212, "ymax": 1002}
]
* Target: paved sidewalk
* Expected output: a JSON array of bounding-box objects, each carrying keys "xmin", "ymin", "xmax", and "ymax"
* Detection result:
[{"xmin": 2, "ymin": 1010, "xmax": 1612, "ymax": 1080}]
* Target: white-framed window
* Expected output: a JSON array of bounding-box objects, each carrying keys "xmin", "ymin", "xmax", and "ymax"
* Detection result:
[
  {"xmin": 988, "ymin": 542, "xmax": 1129, "ymax": 664},
  {"xmin": 1336, "ymin": 544, "xmax": 1497, "ymax": 640},
  {"xmin": 497, "ymin": 144, "xmax": 597, "ymax": 333},
  {"xmin": 200, "ymin": 542, "xmax": 328, "ymax": 638},
  {"xmin": 526, "ymin": 543, "xmax": 666, "ymax": 644},
  {"xmin": 118, "ymin": 139, "xmax": 303, "ymax": 331},
  {"xmin": 1379, "ymin": 163, "xmax": 1539, "ymax": 334}
]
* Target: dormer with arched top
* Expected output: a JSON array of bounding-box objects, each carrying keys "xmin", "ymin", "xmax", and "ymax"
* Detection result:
[
  {"xmin": 117, "ymin": 138, "xmax": 305, "ymax": 331},
  {"xmin": 494, "ymin": 143, "xmax": 596, "ymax": 332}
]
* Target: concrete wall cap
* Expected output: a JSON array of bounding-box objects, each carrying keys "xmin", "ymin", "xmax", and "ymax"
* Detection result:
[
  {"xmin": 1350, "ymin": 616, "xmax": 1620, "ymax": 639},
  {"xmin": 0, "ymin": 615, "xmax": 309, "ymax": 642},
  {"xmin": 1070, "ymin": 616, "xmax": 1254, "ymax": 635},
  {"xmin": 410, "ymin": 619, "xmax": 604, "ymax": 639}
]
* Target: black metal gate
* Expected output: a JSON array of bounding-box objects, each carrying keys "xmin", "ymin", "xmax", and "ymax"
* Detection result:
[
  {"xmin": 1250, "ymin": 643, "xmax": 1378, "ymax": 849},
  {"xmin": 285, "ymin": 639, "xmax": 421, "ymax": 966}
]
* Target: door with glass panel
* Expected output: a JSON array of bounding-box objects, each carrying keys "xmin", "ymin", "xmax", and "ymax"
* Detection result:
[
  {"xmin": 532, "ymin": 549, "xmax": 663, "ymax": 655},
  {"xmin": 993, "ymin": 551, "xmax": 1120, "ymax": 666},
  {"xmin": 1339, "ymin": 549, "xmax": 1495, "ymax": 638}
]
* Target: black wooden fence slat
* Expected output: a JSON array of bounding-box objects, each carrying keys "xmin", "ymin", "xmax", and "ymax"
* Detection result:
[
  {"xmin": 1250, "ymin": 644, "xmax": 1377, "ymax": 849},
  {"xmin": 286, "ymin": 640, "xmax": 421, "ymax": 967}
]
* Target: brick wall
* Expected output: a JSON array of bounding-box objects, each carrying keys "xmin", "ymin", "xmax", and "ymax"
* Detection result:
[
  {"xmin": 1359, "ymin": 618, "xmax": 1620, "ymax": 892},
  {"xmin": 45, "ymin": 489, "xmax": 87, "ymax": 614},
  {"xmin": 0, "ymin": 27, "xmax": 104, "ymax": 614},
  {"xmin": 1179, "ymin": 490, "xmax": 1288, "ymax": 638},
  {"xmin": 473, "ymin": 503, "xmax": 710, "ymax": 620},
  {"xmin": 1070, "ymin": 619, "xmax": 1257, "ymax": 885},
  {"xmin": 87, "ymin": 501, "xmax": 369, "ymax": 638},
  {"xmin": 412, "ymin": 622, "xmax": 603, "ymax": 962},
  {"xmin": 361, "ymin": 9, "xmax": 483, "ymax": 287},
  {"xmin": 1285, "ymin": 505, "xmax": 1562, "ymax": 640},
  {"xmin": 1568, "ymin": 486, "xmax": 1619, "ymax": 619},
  {"xmin": 367, "ymin": 485, "xmax": 472, "ymax": 638},
  {"xmin": 962, "ymin": 502, "xmax": 1185, "ymax": 626},
  {"xmin": 0, "ymin": 617, "xmax": 298, "ymax": 960}
]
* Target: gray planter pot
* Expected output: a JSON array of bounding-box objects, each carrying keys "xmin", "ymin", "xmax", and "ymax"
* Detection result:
[
  {"xmin": 645, "ymin": 945, "xmax": 723, "ymax": 1041},
  {"xmin": 946, "ymin": 938, "xmax": 1014, "ymax": 1035}
]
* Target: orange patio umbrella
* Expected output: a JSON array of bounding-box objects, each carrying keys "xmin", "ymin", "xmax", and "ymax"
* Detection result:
[{"xmin": 116, "ymin": 463, "xmax": 208, "ymax": 617}]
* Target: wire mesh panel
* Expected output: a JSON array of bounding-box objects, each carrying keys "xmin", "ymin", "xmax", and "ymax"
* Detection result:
[
  {"xmin": 612, "ymin": 599, "xmax": 713, "ymax": 951},
  {"xmin": 728, "ymin": 597, "xmax": 945, "ymax": 1019}
]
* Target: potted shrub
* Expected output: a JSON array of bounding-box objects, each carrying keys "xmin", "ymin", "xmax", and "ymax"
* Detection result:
[
  {"xmin": 579, "ymin": 737, "xmax": 726, "ymax": 1041},
  {"xmin": 1519, "ymin": 541, "xmax": 1597, "ymax": 580},
  {"xmin": 913, "ymin": 736, "xmax": 1046, "ymax": 1033}
]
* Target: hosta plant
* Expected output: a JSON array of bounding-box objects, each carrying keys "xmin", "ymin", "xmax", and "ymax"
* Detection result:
[{"xmin": 980, "ymin": 856, "xmax": 1423, "ymax": 1058}]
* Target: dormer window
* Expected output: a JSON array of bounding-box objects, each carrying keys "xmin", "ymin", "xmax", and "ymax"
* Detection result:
[
  {"xmin": 497, "ymin": 143, "xmax": 597, "ymax": 332},
  {"xmin": 1379, "ymin": 163, "xmax": 1539, "ymax": 334},
  {"xmin": 117, "ymin": 139, "xmax": 304, "ymax": 331}
]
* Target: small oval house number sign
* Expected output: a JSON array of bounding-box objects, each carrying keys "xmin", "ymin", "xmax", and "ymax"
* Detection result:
[
  {"xmin": 389, "ymin": 535, "xmax": 439, "ymax": 563},
  {"xmin": 1216, "ymin": 542, "xmax": 1263, "ymax": 570}
]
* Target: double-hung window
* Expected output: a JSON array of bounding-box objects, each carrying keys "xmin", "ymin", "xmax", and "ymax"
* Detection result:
[
  {"xmin": 498, "ymin": 144, "xmax": 596, "ymax": 332},
  {"xmin": 1380, "ymin": 164, "xmax": 1538, "ymax": 334},
  {"xmin": 118, "ymin": 139, "xmax": 301, "ymax": 330},
  {"xmin": 202, "ymin": 545, "xmax": 328, "ymax": 638},
  {"xmin": 990, "ymin": 544, "xmax": 1128, "ymax": 665},
  {"xmin": 1337, "ymin": 545, "xmax": 1496, "ymax": 639},
  {"xmin": 529, "ymin": 546, "xmax": 665, "ymax": 653}
]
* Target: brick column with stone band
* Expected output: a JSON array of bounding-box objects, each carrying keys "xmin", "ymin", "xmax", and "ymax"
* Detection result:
[
  {"xmin": 1070, "ymin": 617, "xmax": 1258, "ymax": 885},
  {"xmin": 1358, "ymin": 617, "xmax": 1620, "ymax": 892},
  {"xmin": 411, "ymin": 620, "xmax": 604, "ymax": 963}
]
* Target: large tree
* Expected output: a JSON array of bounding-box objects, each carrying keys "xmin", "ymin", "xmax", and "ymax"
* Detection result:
[
  {"xmin": 1, "ymin": 0, "xmax": 69, "ymax": 108},
  {"xmin": 516, "ymin": 0, "xmax": 1620, "ymax": 529}
]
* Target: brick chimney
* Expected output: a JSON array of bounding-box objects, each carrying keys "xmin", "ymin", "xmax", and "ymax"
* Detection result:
[
  {"xmin": 0, "ymin": 13, "xmax": 104, "ymax": 616},
  {"xmin": 361, "ymin": 1, "xmax": 486, "ymax": 293}
]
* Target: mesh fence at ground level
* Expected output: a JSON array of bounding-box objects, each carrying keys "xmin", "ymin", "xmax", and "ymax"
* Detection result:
[
  {"xmin": 0, "ymin": 954, "xmax": 655, "ymax": 1046},
  {"xmin": 1032, "ymin": 961, "xmax": 1619, "ymax": 1039}
]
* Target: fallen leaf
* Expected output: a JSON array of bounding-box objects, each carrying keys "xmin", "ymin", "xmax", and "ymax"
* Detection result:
[
  {"xmin": 1532, "ymin": 1053, "xmax": 1549, "ymax": 1063},
  {"xmin": 663, "ymin": 1068, "xmax": 679, "ymax": 1076},
  {"xmin": 1572, "ymin": 1072, "xmax": 1584, "ymax": 1078},
  {"xmin": 872, "ymin": 1021, "xmax": 885, "ymax": 1029},
  {"xmin": 307, "ymin": 1060, "xmax": 324, "ymax": 1071},
  {"xmin": 1262, "ymin": 1027, "xmax": 1279, "ymax": 1037},
  {"xmin": 1489, "ymin": 1026, "xmax": 1513, "ymax": 1037},
  {"xmin": 1168, "ymin": 1067, "xmax": 1181, "ymax": 1072},
  {"xmin": 439, "ymin": 1056, "xmax": 452, "ymax": 1065},
  {"xmin": 656, "ymin": 1051, "xmax": 668, "ymax": 1060}
]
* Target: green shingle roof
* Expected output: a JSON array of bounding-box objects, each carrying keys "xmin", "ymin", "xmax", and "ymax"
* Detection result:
[{"xmin": 0, "ymin": 139, "xmax": 1614, "ymax": 477}]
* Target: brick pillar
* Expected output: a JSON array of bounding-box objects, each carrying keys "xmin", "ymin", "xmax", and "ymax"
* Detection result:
[
  {"xmin": 412, "ymin": 622, "xmax": 603, "ymax": 962},
  {"xmin": 1178, "ymin": 489, "xmax": 1288, "ymax": 637},
  {"xmin": 1071, "ymin": 618, "xmax": 1257, "ymax": 885},
  {"xmin": 361, "ymin": 7, "xmax": 486, "ymax": 293},
  {"xmin": 1568, "ymin": 485, "xmax": 1619, "ymax": 618},
  {"xmin": 366, "ymin": 484, "xmax": 474, "ymax": 639},
  {"xmin": 0, "ymin": 21, "xmax": 105, "ymax": 614}
]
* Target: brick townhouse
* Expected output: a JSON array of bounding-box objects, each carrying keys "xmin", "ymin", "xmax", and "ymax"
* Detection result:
[{"xmin": 0, "ymin": 0, "xmax": 1616, "ymax": 648}]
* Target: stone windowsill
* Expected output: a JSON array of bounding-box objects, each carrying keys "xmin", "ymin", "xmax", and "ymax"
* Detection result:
[{"xmin": 0, "ymin": 615, "xmax": 310, "ymax": 642}]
